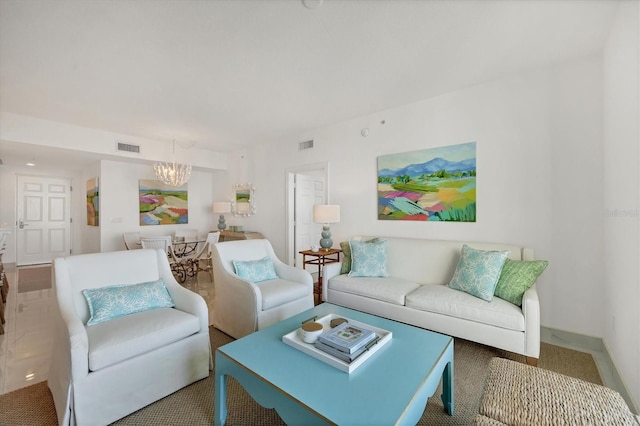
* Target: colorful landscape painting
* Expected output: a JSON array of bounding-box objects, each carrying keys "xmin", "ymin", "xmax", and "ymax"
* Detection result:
[
  {"xmin": 86, "ymin": 177, "xmax": 99, "ymax": 226},
  {"xmin": 377, "ymin": 141, "xmax": 476, "ymax": 222},
  {"xmin": 139, "ymin": 179, "xmax": 188, "ymax": 226}
]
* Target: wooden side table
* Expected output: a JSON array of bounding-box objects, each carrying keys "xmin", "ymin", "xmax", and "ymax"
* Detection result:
[{"xmin": 299, "ymin": 248, "xmax": 342, "ymax": 303}]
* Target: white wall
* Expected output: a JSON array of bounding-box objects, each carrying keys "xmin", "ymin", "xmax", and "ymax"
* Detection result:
[
  {"xmin": 603, "ymin": 1, "xmax": 640, "ymax": 411},
  {"xmin": 240, "ymin": 56, "xmax": 604, "ymax": 339},
  {"xmin": 99, "ymin": 160, "xmax": 216, "ymax": 252}
]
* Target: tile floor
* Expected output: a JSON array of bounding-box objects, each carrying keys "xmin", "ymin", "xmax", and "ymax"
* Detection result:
[{"xmin": 0, "ymin": 263, "xmax": 216, "ymax": 395}]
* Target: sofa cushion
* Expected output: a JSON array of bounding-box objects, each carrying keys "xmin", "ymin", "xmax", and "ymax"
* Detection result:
[
  {"xmin": 256, "ymin": 278, "xmax": 310, "ymax": 310},
  {"xmin": 494, "ymin": 259, "xmax": 548, "ymax": 306},
  {"xmin": 82, "ymin": 279, "xmax": 175, "ymax": 326},
  {"xmin": 406, "ymin": 284, "xmax": 525, "ymax": 331},
  {"xmin": 448, "ymin": 245, "xmax": 508, "ymax": 301},
  {"xmin": 233, "ymin": 256, "xmax": 278, "ymax": 283},
  {"xmin": 348, "ymin": 239, "xmax": 390, "ymax": 278},
  {"xmin": 86, "ymin": 307, "xmax": 200, "ymax": 371},
  {"xmin": 329, "ymin": 275, "xmax": 420, "ymax": 306}
]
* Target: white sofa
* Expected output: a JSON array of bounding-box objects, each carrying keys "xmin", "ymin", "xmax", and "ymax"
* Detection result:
[
  {"xmin": 322, "ymin": 237, "xmax": 541, "ymax": 364},
  {"xmin": 48, "ymin": 249, "xmax": 212, "ymax": 426},
  {"xmin": 212, "ymin": 239, "xmax": 314, "ymax": 339}
]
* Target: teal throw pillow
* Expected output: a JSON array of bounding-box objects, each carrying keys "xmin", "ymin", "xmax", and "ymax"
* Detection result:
[
  {"xmin": 340, "ymin": 238, "xmax": 380, "ymax": 275},
  {"xmin": 494, "ymin": 259, "xmax": 548, "ymax": 306},
  {"xmin": 348, "ymin": 239, "xmax": 389, "ymax": 278},
  {"xmin": 233, "ymin": 257, "xmax": 278, "ymax": 283},
  {"xmin": 83, "ymin": 279, "xmax": 174, "ymax": 326},
  {"xmin": 448, "ymin": 244, "xmax": 509, "ymax": 301}
]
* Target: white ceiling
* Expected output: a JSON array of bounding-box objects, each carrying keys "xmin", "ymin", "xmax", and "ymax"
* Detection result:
[{"xmin": 0, "ymin": 0, "xmax": 620, "ymax": 157}]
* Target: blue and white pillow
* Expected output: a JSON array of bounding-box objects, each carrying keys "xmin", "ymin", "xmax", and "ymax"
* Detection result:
[
  {"xmin": 448, "ymin": 244, "xmax": 509, "ymax": 301},
  {"xmin": 82, "ymin": 279, "xmax": 174, "ymax": 326},
  {"xmin": 233, "ymin": 257, "xmax": 278, "ymax": 283},
  {"xmin": 348, "ymin": 239, "xmax": 389, "ymax": 278}
]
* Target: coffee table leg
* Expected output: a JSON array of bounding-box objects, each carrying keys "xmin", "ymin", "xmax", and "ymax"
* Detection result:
[
  {"xmin": 441, "ymin": 359, "xmax": 454, "ymax": 415},
  {"xmin": 214, "ymin": 358, "xmax": 228, "ymax": 426}
]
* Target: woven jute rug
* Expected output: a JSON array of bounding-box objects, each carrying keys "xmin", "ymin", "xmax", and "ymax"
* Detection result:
[{"xmin": 0, "ymin": 327, "xmax": 603, "ymax": 426}]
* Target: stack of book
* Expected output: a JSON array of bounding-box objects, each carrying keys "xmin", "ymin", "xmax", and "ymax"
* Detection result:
[{"xmin": 314, "ymin": 321, "xmax": 379, "ymax": 363}]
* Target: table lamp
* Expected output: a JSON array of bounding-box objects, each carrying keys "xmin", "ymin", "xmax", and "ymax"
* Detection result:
[
  {"xmin": 313, "ymin": 204, "xmax": 340, "ymax": 250},
  {"xmin": 212, "ymin": 202, "xmax": 231, "ymax": 231}
]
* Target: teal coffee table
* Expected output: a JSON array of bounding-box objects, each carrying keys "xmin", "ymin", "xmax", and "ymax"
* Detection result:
[{"xmin": 215, "ymin": 303, "xmax": 454, "ymax": 425}]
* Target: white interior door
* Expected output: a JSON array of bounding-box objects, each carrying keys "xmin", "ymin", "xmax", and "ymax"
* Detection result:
[
  {"xmin": 294, "ymin": 173, "xmax": 324, "ymax": 267},
  {"xmin": 16, "ymin": 175, "xmax": 72, "ymax": 265},
  {"xmin": 285, "ymin": 163, "xmax": 328, "ymax": 267}
]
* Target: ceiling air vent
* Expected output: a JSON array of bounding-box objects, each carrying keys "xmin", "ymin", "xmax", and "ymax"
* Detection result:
[
  {"xmin": 299, "ymin": 140, "xmax": 314, "ymax": 151},
  {"xmin": 116, "ymin": 142, "xmax": 141, "ymax": 154}
]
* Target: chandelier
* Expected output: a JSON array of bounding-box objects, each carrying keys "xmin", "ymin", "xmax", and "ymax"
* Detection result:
[{"xmin": 153, "ymin": 140, "xmax": 192, "ymax": 187}]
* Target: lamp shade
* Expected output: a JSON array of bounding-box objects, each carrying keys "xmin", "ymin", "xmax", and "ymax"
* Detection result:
[
  {"xmin": 313, "ymin": 204, "xmax": 340, "ymax": 223},
  {"xmin": 213, "ymin": 202, "xmax": 231, "ymax": 214}
]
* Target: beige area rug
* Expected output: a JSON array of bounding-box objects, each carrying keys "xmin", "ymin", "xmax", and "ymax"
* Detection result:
[
  {"xmin": 0, "ymin": 326, "xmax": 603, "ymax": 426},
  {"xmin": 17, "ymin": 265, "xmax": 52, "ymax": 293}
]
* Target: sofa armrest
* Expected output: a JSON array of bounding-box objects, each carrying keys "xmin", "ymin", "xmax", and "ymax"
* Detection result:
[
  {"xmin": 522, "ymin": 283, "xmax": 540, "ymax": 358},
  {"xmin": 322, "ymin": 262, "xmax": 343, "ymax": 301},
  {"xmin": 211, "ymin": 252, "xmax": 265, "ymax": 338}
]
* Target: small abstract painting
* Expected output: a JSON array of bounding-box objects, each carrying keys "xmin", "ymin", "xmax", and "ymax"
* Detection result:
[
  {"xmin": 139, "ymin": 179, "xmax": 188, "ymax": 226},
  {"xmin": 86, "ymin": 177, "xmax": 99, "ymax": 226},
  {"xmin": 377, "ymin": 141, "xmax": 476, "ymax": 221}
]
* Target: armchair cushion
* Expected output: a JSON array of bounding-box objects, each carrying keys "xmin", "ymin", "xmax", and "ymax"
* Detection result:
[
  {"xmin": 233, "ymin": 256, "xmax": 278, "ymax": 283},
  {"xmin": 82, "ymin": 278, "xmax": 174, "ymax": 326},
  {"xmin": 86, "ymin": 307, "xmax": 200, "ymax": 371}
]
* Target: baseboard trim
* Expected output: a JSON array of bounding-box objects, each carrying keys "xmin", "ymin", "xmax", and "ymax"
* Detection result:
[{"xmin": 541, "ymin": 326, "xmax": 639, "ymax": 415}]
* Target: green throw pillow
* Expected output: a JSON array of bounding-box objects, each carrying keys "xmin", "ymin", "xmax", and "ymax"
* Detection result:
[
  {"xmin": 339, "ymin": 241, "xmax": 352, "ymax": 274},
  {"xmin": 339, "ymin": 238, "xmax": 380, "ymax": 275},
  {"xmin": 494, "ymin": 259, "xmax": 548, "ymax": 306}
]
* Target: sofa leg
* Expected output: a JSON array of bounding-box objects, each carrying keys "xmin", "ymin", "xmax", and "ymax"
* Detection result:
[{"xmin": 525, "ymin": 356, "xmax": 538, "ymax": 367}]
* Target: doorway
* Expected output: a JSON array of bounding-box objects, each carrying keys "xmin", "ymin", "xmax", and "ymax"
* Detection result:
[
  {"xmin": 285, "ymin": 163, "xmax": 328, "ymax": 267},
  {"xmin": 16, "ymin": 175, "xmax": 72, "ymax": 266}
]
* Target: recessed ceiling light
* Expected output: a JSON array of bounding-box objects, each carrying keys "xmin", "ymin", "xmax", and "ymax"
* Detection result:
[{"xmin": 25, "ymin": 162, "xmax": 36, "ymax": 167}]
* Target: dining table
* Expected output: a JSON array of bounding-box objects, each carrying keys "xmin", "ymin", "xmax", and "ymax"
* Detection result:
[{"xmin": 137, "ymin": 237, "xmax": 205, "ymax": 283}]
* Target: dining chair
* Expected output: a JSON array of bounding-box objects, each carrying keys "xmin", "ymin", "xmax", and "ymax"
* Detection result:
[
  {"xmin": 123, "ymin": 232, "xmax": 141, "ymax": 250},
  {"xmin": 141, "ymin": 237, "xmax": 187, "ymax": 283},
  {"xmin": 190, "ymin": 231, "xmax": 220, "ymax": 282}
]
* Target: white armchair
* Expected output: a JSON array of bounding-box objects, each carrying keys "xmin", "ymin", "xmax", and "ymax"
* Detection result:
[
  {"xmin": 212, "ymin": 239, "xmax": 314, "ymax": 339},
  {"xmin": 48, "ymin": 249, "xmax": 212, "ymax": 426}
]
